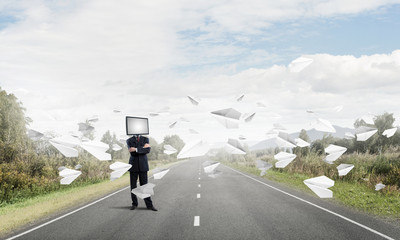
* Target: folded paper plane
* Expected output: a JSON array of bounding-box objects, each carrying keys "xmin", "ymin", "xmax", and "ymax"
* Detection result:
[
  {"xmin": 189, "ymin": 129, "xmax": 199, "ymax": 134},
  {"xmin": 109, "ymin": 162, "xmax": 132, "ymax": 181},
  {"xmin": 75, "ymin": 164, "xmax": 82, "ymax": 170},
  {"xmin": 236, "ymin": 94, "xmax": 245, "ymax": 102},
  {"xmin": 243, "ymin": 112, "xmax": 256, "ymax": 123},
  {"xmin": 275, "ymin": 132, "xmax": 296, "ymax": 148},
  {"xmin": 256, "ymin": 102, "xmax": 267, "ymax": 108},
  {"xmin": 375, "ymin": 183, "xmax": 385, "ymax": 191},
  {"xmin": 355, "ymin": 126, "xmax": 377, "ymax": 141},
  {"xmin": 344, "ymin": 132, "xmax": 355, "ymax": 139},
  {"xmin": 225, "ymin": 138, "xmax": 246, "ymax": 155},
  {"xmin": 304, "ymin": 176, "xmax": 334, "ymax": 198},
  {"xmin": 50, "ymin": 141, "xmax": 79, "ymax": 158},
  {"xmin": 336, "ymin": 164, "xmax": 354, "ymax": 176},
  {"xmin": 59, "ymin": 168, "xmax": 81, "ymax": 185},
  {"xmin": 274, "ymin": 152, "xmax": 296, "ymax": 168},
  {"xmin": 295, "ymin": 138, "xmax": 310, "ymax": 147},
  {"xmin": 177, "ymin": 139, "xmax": 209, "ymax": 159},
  {"xmin": 152, "ymin": 168, "xmax": 170, "ymax": 180},
  {"xmin": 131, "ymin": 183, "xmax": 155, "ymax": 199},
  {"xmin": 256, "ymin": 160, "xmax": 272, "ymax": 176},
  {"xmin": 324, "ymin": 144, "xmax": 347, "ymax": 164},
  {"xmin": 187, "ymin": 95, "xmax": 200, "ymax": 106},
  {"xmin": 288, "ymin": 57, "xmax": 313, "ymax": 73},
  {"xmin": 203, "ymin": 161, "xmax": 220, "ymax": 173},
  {"xmin": 78, "ymin": 122, "xmax": 94, "ymax": 132},
  {"xmin": 112, "ymin": 144, "xmax": 122, "ymax": 151},
  {"xmin": 312, "ymin": 118, "xmax": 336, "ymax": 133},
  {"xmin": 27, "ymin": 129, "xmax": 44, "ymax": 141},
  {"xmin": 361, "ymin": 114, "xmax": 375, "ymax": 125},
  {"xmin": 211, "ymin": 108, "xmax": 241, "ymax": 129},
  {"xmin": 208, "ymin": 170, "xmax": 222, "ymax": 178},
  {"xmin": 81, "ymin": 141, "xmax": 112, "ymax": 161},
  {"xmin": 164, "ymin": 144, "xmax": 177, "ymax": 155},
  {"xmin": 382, "ymin": 127, "xmax": 397, "ymax": 138}
]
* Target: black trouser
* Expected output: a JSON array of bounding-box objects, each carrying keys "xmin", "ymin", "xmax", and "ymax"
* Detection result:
[{"xmin": 130, "ymin": 171, "xmax": 153, "ymax": 208}]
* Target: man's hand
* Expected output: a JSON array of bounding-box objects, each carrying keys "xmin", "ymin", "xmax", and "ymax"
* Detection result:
[
  {"xmin": 128, "ymin": 147, "xmax": 137, "ymax": 152},
  {"xmin": 143, "ymin": 143, "xmax": 151, "ymax": 148}
]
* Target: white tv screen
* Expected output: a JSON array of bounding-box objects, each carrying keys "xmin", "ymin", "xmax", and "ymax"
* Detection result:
[{"xmin": 126, "ymin": 116, "xmax": 149, "ymax": 135}]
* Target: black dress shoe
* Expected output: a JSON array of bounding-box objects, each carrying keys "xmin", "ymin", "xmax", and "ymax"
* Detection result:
[
  {"xmin": 147, "ymin": 206, "xmax": 158, "ymax": 211},
  {"xmin": 130, "ymin": 205, "xmax": 137, "ymax": 210}
]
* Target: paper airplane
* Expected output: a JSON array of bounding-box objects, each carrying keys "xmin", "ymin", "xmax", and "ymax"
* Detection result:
[
  {"xmin": 203, "ymin": 161, "xmax": 220, "ymax": 173},
  {"xmin": 256, "ymin": 102, "xmax": 267, "ymax": 108},
  {"xmin": 256, "ymin": 160, "xmax": 272, "ymax": 176},
  {"xmin": 236, "ymin": 94, "xmax": 245, "ymax": 102},
  {"xmin": 75, "ymin": 164, "xmax": 82, "ymax": 170},
  {"xmin": 208, "ymin": 170, "xmax": 222, "ymax": 178},
  {"xmin": 275, "ymin": 132, "xmax": 296, "ymax": 148},
  {"xmin": 243, "ymin": 112, "xmax": 256, "ymax": 123},
  {"xmin": 49, "ymin": 141, "xmax": 79, "ymax": 157},
  {"xmin": 312, "ymin": 118, "xmax": 336, "ymax": 133},
  {"xmin": 361, "ymin": 114, "xmax": 375, "ymax": 125},
  {"xmin": 109, "ymin": 162, "xmax": 132, "ymax": 181},
  {"xmin": 295, "ymin": 138, "xmax": 310, "ymax": 147},
  {"xmin": 355, "ymin": 126, "xmax": 377, "ymax": 141},
  {"xmin": 187, "ymin": 95, "xmax": 200, "ymax": 106},
  {"xmin": 59, "ymin": 168, "xmax": 81, "ymax": 185},
  {"xmin": 81, "ymin": 141, "xmax": 112, "ymax": 161},
  {"xmin": 225, "ymin": 138, "xmax": 246, "ymax": 154},
  {"xmin": 344, "ymin": 132, "xmax": 355, "ymax": 139},
  {"xmin": 88, "ymin": 115, "xmax": 99, "ymax": 123},
  {"xmin": 211, "ymin": 108, "xmax": 241, "ymax": 129},
  {"xmin": 112, "ymin": 144, "xmax": 122, "ymax": 151},
  {"xmin": 152, "ymin": 168, "xmax": 170, "ymax": 180},
  {"xmin": 164, "ymin": 144, "xmax": 177, "ymax": 155},
  {"xmin": 288, "ymin": 57, "xmax": 313, "ymax": 73},
  {"xmin": 274, "ymin": 152, "xmax": 296, "ymax": 168},
  {"xmin": 113, "ymin": 109, "xmax": 121, "ymax": 113},
  {"xmin": 189, "ymin": 129, "xmax": 199, "ymax": 134},
  {"xmin": 149, "ymin": 107, "xmax": 170, "ymax": 117},
  {"xmin": 336, "ymin": 164, "xmax": 354, "ymax": 176},
  {"xmin": 382, "ymin": 127, "xmax": 397, "ymax": 138},
  {"xmin": 238, "ymin": 135, "xmax": 246, "ymax": 140},
  {"xmin": 169, "ymin": 121, "xmax": 178, "ymax": 128},
  {"xmin": 177, "ymin": 139, "xmax": 209, "ymax": 159},
  {"xmin": 78, "ymin": 122, "xmax": 94, "ymax": 132},
  {"xmin": 375, "ymin": 183, "xmax": 385, "ymax": 191},
  {"xmin": 304, "ymin": 176, "xmax": 334, "ymax": 198},
  {"xmin": 324, "ymin": 144, "xmax": 347, "ymax": 164},
  {"xmin": 131, "ymin": 183, "xmax": 155, "ymax": 199},
  {"xmin": 27, "ymin": 129, "xmax": 44, "ymax": 141}
]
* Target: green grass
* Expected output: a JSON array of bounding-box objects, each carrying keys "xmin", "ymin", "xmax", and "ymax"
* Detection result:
[
  {"xmin": 223, "ymin": 161, "xmax": 400, "ymax": 222},
  {"xmin": 0, "ymin": 159, "xmax": 183, "ymax": 237}
]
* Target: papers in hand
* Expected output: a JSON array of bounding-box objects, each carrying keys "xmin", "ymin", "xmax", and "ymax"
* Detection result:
[
  {"xmin": 304, "ymin": 176, "xmax": 334, "ymax": 198},
  {"xmin": 109, "ymin": 162, "xmax": 132, "ymax": 181},
  {"xmin": 131, "ymin": 183, "xmax": 155, "ymax": 199},
  {"xmin": 59, "ymin": 168, "xmax": 81, "ymax": 185}
]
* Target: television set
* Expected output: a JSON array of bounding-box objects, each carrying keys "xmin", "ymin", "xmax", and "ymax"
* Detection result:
[{"xmin": 125, "ymin": 116, "xmax": 149, "ymax": 135}]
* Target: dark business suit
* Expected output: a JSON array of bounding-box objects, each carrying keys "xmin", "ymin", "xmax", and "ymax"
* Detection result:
[{"xmin": 127, "ymin": 135, "xmax": 153, "ymax": 208}]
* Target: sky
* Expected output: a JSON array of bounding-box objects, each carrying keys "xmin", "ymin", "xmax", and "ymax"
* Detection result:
[{"xmin": 1, "ymin": 0, "xmax": 400, "ymax": 144}]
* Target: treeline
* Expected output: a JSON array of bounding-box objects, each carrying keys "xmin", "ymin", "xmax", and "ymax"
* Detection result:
[{"xmin": 0, "ymin": 88, "xmax": 184, "ymax": 205}]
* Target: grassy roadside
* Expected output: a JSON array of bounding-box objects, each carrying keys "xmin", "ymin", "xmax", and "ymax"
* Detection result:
[
  {"xmin": 0, "ymin": 160, "xmax": 183, "ymax": 237},
  {"xmin": 223, "ymin": 161, "xmax": 400, "ymax": 222}
]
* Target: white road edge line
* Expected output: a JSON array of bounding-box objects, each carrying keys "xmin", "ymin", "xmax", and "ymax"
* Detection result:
[
  {"xmin": 197, "ymin": 193, "xmax": 201, "ymax": 198},
  {"xmin": 198, "ymin": 184, "xmax": 201, "ymax": 188},
  {"xmin": 225, "ymin": 165, "xmax": 395, "ymax": 240},
  {"xmin": 6, "ymin": 160, "xmax": 189, "ymax": 240},
  {"xmin": 194, "ymin": 216, "xmax": 200, "ymax": 226}
]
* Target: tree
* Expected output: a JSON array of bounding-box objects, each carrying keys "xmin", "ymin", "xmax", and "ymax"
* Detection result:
[{"xmin": 0, "ymin": 88, "xmax": 30, "ymax": 163}]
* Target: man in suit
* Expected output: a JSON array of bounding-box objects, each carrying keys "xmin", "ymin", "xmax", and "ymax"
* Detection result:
[{"xmin": 127, "ymin": 135, "xmax": 157, "ymax": 211}]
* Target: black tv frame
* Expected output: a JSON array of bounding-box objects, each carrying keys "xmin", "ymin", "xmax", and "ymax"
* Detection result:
[{"xmin": 125, "ymin": 116, "xmax": 149, "ymax": 135}]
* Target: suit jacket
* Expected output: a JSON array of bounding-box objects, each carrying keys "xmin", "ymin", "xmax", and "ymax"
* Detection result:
[{"xmin": 126, "ymin": 136, "xmax": 151, "ymax": 172}]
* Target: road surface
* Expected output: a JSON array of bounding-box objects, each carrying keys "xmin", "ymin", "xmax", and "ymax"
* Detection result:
[{"xmin": 5, "ymin": 158, "xmax": 400, "ymax": 240}]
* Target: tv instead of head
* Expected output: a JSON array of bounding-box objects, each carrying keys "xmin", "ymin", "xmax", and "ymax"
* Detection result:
[{"xmin": 126, "ymin": 116, "xmax": 149, "ymax": 135}]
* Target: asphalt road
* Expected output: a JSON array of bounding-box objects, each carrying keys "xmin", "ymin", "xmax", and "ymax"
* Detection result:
[{"xmin": 5, "ymin": 158, "xmax": 400, "ymax": 240}]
